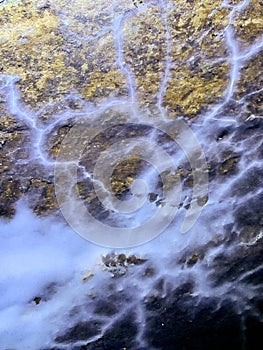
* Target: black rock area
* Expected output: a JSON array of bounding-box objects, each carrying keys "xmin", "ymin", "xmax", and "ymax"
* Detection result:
[
  {"xmin": 42, "ymin": 276, "xmax": 262, "ymax": 350},
  {"xmin": 234, "ymin": 192, "xmax": 263, "ymax": 229},
  {"xmin": 230, "ymin": 167, "xmax": 263, "ymax": 197},
  {"xmin": 209, "ymin": 239, "xmax": 263, "ymax": 286}
]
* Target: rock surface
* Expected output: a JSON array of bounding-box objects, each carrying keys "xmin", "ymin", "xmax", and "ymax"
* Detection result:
[
  {"xmin": 0, "ymin": 0, "xmax": 262, "ymax": 349},
  {"xmin": 0, "ymin": 0, "xmax": 262, "ymax": 218}
]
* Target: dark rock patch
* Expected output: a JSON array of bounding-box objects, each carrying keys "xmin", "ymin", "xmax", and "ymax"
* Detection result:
[
  {"xmin": 230, "ymin": 167, "xmax": 263, "ymax": 197},
  {"xmin": 55, "ymin": 320, "xmax": 102, "ymax": 343}
]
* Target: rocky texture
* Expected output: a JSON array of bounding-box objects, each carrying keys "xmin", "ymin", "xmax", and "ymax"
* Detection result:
[
  {"xmin": 234, "ymin": 0, "xmax": 263, "ymax": 48},
  {"xmin": 39, "ymin": 246, "xmax": 263, "ymax": 350},
  {"xmin": 0, "ymin": 0, "xmax": 262, "ymax": 217},
  {"xmin": 163, "ymin": 0, "xmax": 230, "ymax": 118},
  {"xmin": 0, "ymin": 1, "xmax": 263, "ymax": 347},
  {"xmin": 102, "ymin": 252, "xmax": 147, "ymax": 277},
  {"xmin": 0, "ymin": 0, "xmax": 128, "ymax": 110}
]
